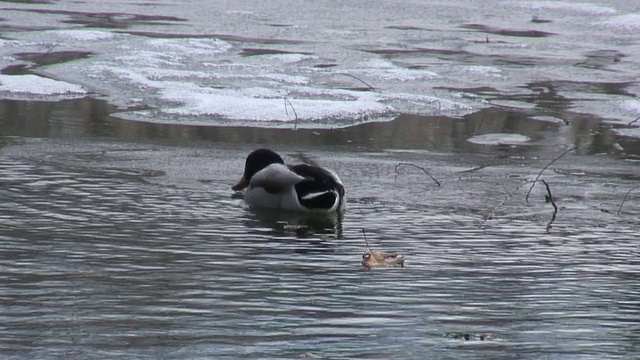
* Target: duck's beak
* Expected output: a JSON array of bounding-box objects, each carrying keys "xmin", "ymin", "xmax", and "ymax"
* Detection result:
[{"xmin": 232, "ymin": 177, "xmax": 249, "ymax": 191}]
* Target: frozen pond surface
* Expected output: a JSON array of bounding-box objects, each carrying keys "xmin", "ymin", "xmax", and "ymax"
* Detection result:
[
  {"xmin": 0, "ymin": 0, "xmax": 639, "ymax": 131},
  {"xmin": 1, "ymin": 1, "xmax": 640, "ymax": 359}
]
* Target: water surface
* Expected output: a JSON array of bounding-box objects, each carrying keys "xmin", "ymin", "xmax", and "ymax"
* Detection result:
[
  {"xmin": 1, "ymin": 0, "xmax": 640, "ymax": 358},
  {"xmin": 1, "ymin": 107, "xmax": 639, "ymax": 359}
]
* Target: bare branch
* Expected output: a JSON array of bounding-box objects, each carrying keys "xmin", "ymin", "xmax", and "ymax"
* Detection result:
[
  {"xmin": 483, "ymin": 180, "xmax": 531, "ymax": 223},
  {"xmin": 394, "ymin": 162, "xmax": 441, "ymax": 187},
  {"xmin": 36, "ymin": 41, "xmax": 60, "ymax": 65},
  {"xmin": 540, "ymin": 179, "xmax": 558, "ymax": 232},
  {"xmin": 457, "ymin": 164, "xmax": 491, "ymax": 173},
  {"xmin": 526, "ymin": 147, "xmax": 575, "ymax": 203},
  {"xmin": 284, "ymin": 97, "xmax": 299, "ymax": 131},
  {"xmin": 361, "ymin": 228, "xmax": 372, "ymax": 252},
  {"xmin": 617, "ymin": 186, "xmax": 639, "ymax": 215},
  {"xmin": 483, "ymin": 179, "xmax": 559, "ymax": 232},
  {"xmin": 340, "ymin": 73, "xmax": 376, "ymax": 91}
]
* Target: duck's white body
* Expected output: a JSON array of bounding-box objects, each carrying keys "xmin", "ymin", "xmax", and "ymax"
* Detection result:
[
  {"xmin": 244, "ymin": 185, "xmax": 305, "ymax": 210},
  {"xmin": 233, "ymin": 149, "xmax": 345, "ymax": 212}
]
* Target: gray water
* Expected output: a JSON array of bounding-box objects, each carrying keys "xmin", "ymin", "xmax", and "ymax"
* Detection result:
[
  {"xmin": 2, "ymin": 0, "xmax": 640, "ymax": 359},
  {"xmin": 1, "ymin": 104, "xmax": 640, "ymax": 359}
]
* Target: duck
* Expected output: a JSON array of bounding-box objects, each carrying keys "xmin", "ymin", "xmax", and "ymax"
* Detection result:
[
  {"xmin": 362, "ymin": 249, "xmax": 405, "ymax": 268},
  {"xmin": 232, "ymin": 149, "xmax": 345, "ymax": 212}
]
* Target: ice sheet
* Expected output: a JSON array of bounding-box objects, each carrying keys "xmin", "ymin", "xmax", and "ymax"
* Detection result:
[
  {"xmin": 0, "ymin": 74, "xmax": 86, "ymax": 98},
  {"xmin": 467, "ymin": 133, "xmax": 532, "ymax": 145},
  {"xmin": 518, "ymin": 1, "xmax": 617, "ymax": 15},
  {"xmin": 0, "ymin": 0, "xmax": 638, "ymax": 133},
  {"xmin": 43, "ymin": 30, "xmax": 122, "ymax": 42},
  {"xmin": 599, "ymin": 14, "xmax": 640, "ymax": 31}
]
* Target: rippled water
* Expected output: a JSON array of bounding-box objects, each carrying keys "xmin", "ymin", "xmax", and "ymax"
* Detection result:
[
  {"xmin": 1, "ymin": 135, "xmax": 639, "ymax": 359},
  {"xmin": 1, "ymin": 0, "xmax": 640, "ymax": 358}
]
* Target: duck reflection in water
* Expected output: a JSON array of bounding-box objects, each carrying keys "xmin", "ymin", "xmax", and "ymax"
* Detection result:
[{"xmin": 245, "ymin": 208, "xmax": 344, "ymax": 239}]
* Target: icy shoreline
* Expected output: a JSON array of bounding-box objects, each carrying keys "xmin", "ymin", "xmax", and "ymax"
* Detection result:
[{"xmin": 0, "ymin": 0, "xmax": 638, "ymax": 132}]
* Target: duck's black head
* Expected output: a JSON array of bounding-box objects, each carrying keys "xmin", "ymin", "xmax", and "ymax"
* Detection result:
[{"xmin": 232, "ymin": 149, "xmax": 284, "ymax": 190}]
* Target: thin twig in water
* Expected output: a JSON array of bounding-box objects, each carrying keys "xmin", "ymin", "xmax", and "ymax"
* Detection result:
[
  {"xmin": 628, "ymin": 115, "xmax": 640, "ymax": 126},
  {"xmin": 340, "ymin": 73, "xmax": 375, "ymax": 91},
  {"xmin": 458, "ymin": 164, "xmax": 491, "ymax": 173},
  {"xmin": 284, "ymin": 98, "xmax": 299, "ymax": 131},
  {"xmin": 617, "ymin": 186, "xmax": 639, "ymax": 215},
  {"xmin": 361, "ymin": 228, "xmax": 372, "ymax": 252},
  {"xmin": 394, "ymin": 162, "xmax": 441, "ymax": 187},
  {"xmin": 540, "ymin": 179, "xmax": 558, "ymax": 232},
  {"xmin": 525, "ymin": 146, "xmax": 575, "ymax": 203},
  {"xmin": 36, "ymin": 41, "xmax": 60, "ymax": 66},
  {"xmin": 483, "ymin": 180, "xmax": 531, "ymax": 223},
  {"xmin": 433, "ymin": 99, "xmax": 442, "ymax": 116},
  {"xmin": 424, "ymin": 135, "xmax": 438, "ymax": 148},
  {"xmin": 483, "ymin": 179, "xmax": 559, "ymax": 230}
]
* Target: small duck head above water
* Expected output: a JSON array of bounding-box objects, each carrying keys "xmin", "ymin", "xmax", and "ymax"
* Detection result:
[
  {"xmin": 362, "ymin": 249, "xmax": 405, "ymax": 268},
  {"xmin": 232, "ymin": 148, "xmax": 345, "ymax": 212}
]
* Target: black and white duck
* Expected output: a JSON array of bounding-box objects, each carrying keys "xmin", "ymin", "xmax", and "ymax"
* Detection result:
[{"xmin": 232, "ymin": 149, "xmax": 345, "ymax": 212}]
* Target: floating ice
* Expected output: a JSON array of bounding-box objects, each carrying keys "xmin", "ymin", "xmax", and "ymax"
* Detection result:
[
  {"xmin": 146, "ymin": 38, "xmax": 233, "ymax": 55},
  {"xmin": 115, "ymin": 50, "xmax": 185, "ymax": 67},
  {"xmin": 71, "ymin": 37, "xmax": 468, "ymax": 127},
  {"xmin": 44, "ymin": 30, "xmax": 121, "ymax": 42},
  {"xmin": 531, "ymin": 116, "xmax": 566, "ymax": 124},
  {"xmin": 613, "ymin": 127, "xmax": 640, "ymax": 140},
  {"xmin": 518, "ymin": 1, "xmax": 617, "ymax": 15},
  {"xmin": 0, "ymin": 74, "xmax": 86, "ymax": 98},
  {"xmin": 599, "ymin": 14, "xmax": 640, "ymax": 31},
  {"xmin": 344, "ymin": 59, "xmax": 439, "ymax": 82},
  {"xmin": 597, "ymin": 100, "xmax": 640, "ymax": 127},
  {"xmin": 467, "ymin": 133, "xmax": 532, "ymax": 145},
  {"xmin": 125, "ymin": 84, "xmax": 393, "ymax": 127},
  {"xmin": 378, "ymin": 91, "xmax": 473, "ymax": 115},
  {"xmin": 620, "ymin": 99, "xmax": 640, "ymax": 116},
  {"xmin": 255, "ymin": 53, "xmax": 319, "ymax": 63},
  {"xmin": 458, "ymin": 66, "xmax": 503, "ymax": 77},
  {"xmin": 0, "ymin": 39, "xmax": 23, "ymax": 48}
]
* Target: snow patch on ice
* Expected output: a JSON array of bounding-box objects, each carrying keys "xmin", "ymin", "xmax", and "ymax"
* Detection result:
[
  {"xmin": 0, "ymin": 39, "xmax": 24, "ymax": 48},
  {"xmin": 599, "ymin": 100, "xmax": 640, "ymax": 126},
  {"xmin": 518, "ymin": 1, "xmax": 617, "ymax": 15},
  {"xmin": 612, "ymin": 127, "xmax": 640, "ymax": 140},
  {"xmin": 29, "ymin": 32, "xmax": 472, "ymax": 127},
  {"xmin": 459, "ymin": 66, "xmax": 503, "ymax": 77},
  {"xmin": 115, "ymin": 50, "xmax": 185, "ymax": 67},
  {"xmin": 467, "ymin": 133, "xmax": 532, "ymax": 145},
  {"xmin": 111, "ymin": 39, "xmax": 232, "ymax": 68},
  {"xmin": 146, "ymin": 38, "xmax": 233, "ymax": 55},
  {"xmin": 0, "ymin": 74, "xmax": 86, "ymax": 98},
  {"xmin": 344, "ymin": 59, "xmax": 439, "ymax": 82},
  {"xmin": 620, "ymin": 99, "xmax": 640, "ymax": 115},
  {"xmin": 45, "ymin": 30, "xmax": 121, "ymax": 42},
  {"xmin": 379, "ymin": 92, "xmax": 472, "ymax": 114},
  {"xmin": 135, "ymin": 84, "xmax": 393, "ymax": 124},
  {"xmin": 598, "ymin": 14, "xmax": 640, "ymax": 31},
  {"xmin": 93, "ymin": 66, "xmax": 161, "ymax": 90},
  {"xmin": 256, "ymin": 53, "xmax": 319, "ymax": 63}
]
